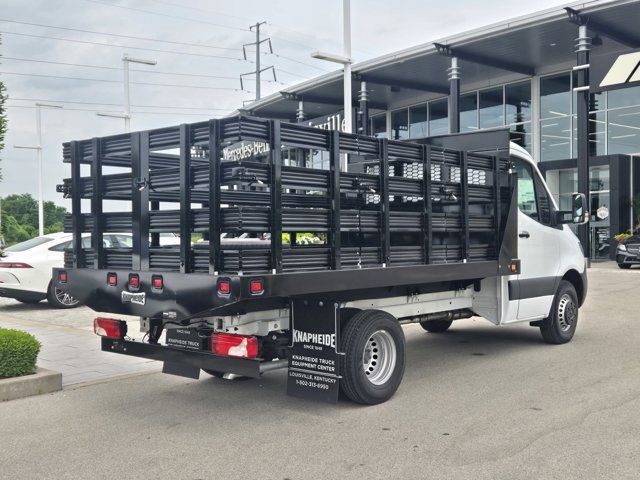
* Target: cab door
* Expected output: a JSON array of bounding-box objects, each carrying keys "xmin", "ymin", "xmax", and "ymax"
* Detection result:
[{"xmin": 513, "ymin": 158, "xmax": 561, "ymax": 320}]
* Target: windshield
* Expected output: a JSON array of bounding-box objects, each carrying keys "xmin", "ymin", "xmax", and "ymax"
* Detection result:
[{"xmin": 5, "ymin": 236, "xmax": 54, "ymax": 252}]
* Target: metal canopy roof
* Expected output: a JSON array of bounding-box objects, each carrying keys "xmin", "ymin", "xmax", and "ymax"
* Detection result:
[{"xmin": 237, "ymin": 0, "xmax": 640, "ymax": 120}]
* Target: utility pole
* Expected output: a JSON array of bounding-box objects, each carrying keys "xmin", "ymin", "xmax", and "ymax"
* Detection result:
[
  {"xmin": 14, "ymin": 102, "xmax": 63, "ymax": 236},
  {"xmin": 241, "ymin": 22, "xmax": 277, "ymax": 101},
  {"xmin": 98, "ymin": 54, "xmax": 157, "ymax": 132}
]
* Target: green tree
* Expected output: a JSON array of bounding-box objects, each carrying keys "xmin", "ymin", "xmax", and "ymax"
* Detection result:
[{"xmin": 1, "ymin": 194, "xmax": 67, "ymax": 244}]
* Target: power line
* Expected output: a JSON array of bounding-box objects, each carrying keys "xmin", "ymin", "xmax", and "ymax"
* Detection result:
[
  {"xmin": 137, "ymin": 0, "xmax": 375, "ymax": 57},
  {"xmin": 8, "ymin": 97, "xmax": 233, "ymax": 111},
  {"xmin": 264, "ymin": 52, "xmax": 332, "ymax": 73},
  {"xmin": 1, "ymin": 57, "xmax": 285, "ymax": 83},
  {"xmin": 78, "ymin": 0, "xmax": 250, "ymax": 33},
  {"xmin": 5, "ymin": 104, "xmax": 218, "ymax": 116},
  {"xmin": 0, "ymin": 18, "xmax": 241, "ymax": 51},
  {"xmin": 0, "ymin": 71, "xmax": 252, "ymax": 92},
  {"xmin": 0, "ymin": 31, "xmax": 247, "ymax": 61}
]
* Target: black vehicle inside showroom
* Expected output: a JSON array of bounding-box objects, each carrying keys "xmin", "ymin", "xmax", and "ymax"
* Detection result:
[{"xmin": 616, "ymin": 235, "xmax": 640, "ymax": 268}]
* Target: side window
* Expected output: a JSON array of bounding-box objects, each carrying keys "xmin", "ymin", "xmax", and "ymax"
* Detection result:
[
  {"xmin": 49, "ymin": 240, "xmax": 72, "ymax": 252},
  {"xmin": 514, "ymin": 159, "xmax": 538, "ymax": 221},
  {"xmin": 533, "ymin": 173, "xmax": 553, "ymax": 226},
  {"xmin": 110, "ymin": 235, "xmax": 132, "ymax": 248}
]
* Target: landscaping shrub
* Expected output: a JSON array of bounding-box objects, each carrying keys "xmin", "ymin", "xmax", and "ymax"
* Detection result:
[{"xmin": 0, "ymin": 328, "xmax": 41, "ymax": 378}]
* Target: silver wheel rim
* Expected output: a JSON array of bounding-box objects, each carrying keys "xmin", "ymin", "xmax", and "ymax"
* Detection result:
[
  {"xmin": 54, "ymin": 287, "xmax": 79, "ymax": 306},
  {"xmin": 557, "ymin": 294, "xmax": 577, "ymax": 332},
  {"xmin": 362, "ymin": 330, "xmax": 396, "ymax": 386}
]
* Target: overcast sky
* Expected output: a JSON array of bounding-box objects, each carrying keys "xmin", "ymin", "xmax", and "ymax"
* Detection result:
[{"xmin": 1, "ymin": 0, "xmax": 572, "ymax": 207}]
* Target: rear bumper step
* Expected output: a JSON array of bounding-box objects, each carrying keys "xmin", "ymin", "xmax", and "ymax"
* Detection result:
[{"xmin": 101, "ymin": 337, "xmax": 274, "ymax": 378}]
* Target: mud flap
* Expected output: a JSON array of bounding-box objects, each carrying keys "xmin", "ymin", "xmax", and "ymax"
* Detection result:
[
  {"xmin": 162, "ymin": 362, "xmax": 200, "ymax": 379},
  {"xmin": 286, "ymin": 298, "xmax": 343, "ymax": 403}
]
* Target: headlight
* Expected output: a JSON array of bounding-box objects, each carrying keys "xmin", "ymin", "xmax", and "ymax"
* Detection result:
[{"xmin": 618, "ymin": 243, "xmax": 627, "ymax": 252}]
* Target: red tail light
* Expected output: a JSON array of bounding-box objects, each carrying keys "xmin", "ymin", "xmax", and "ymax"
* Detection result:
[
  {"xmin": 128, "ymin": 274, "xmax": 140, "ymax": 289},
  {"xmin": 218, "ymin": 279, "xmax": 231, "ymax": 296},
  {"xmin": 211, "ymin": 333, "xmax": 258, "ymax": 358},
  {"xmin": 107, "ymin": 273, "xmax": 117, "ymax": 286},
  {"xmin": 0, "ymin": 262, "xmax": 33, "ymax": 268},
  {"xmin": 152, "ymin": 275, "xmax": 163, "ymax": 290},
  {"xmin": 250, "ymin": 278, "xmax": 264, "ymax": 295},
  {"xmin": 58, "ymin": 271, "xmax": 68, "ymax": 283},
  {"xmin": 94, "ymin": 317, "xmax": 127, "ymax": 339}
]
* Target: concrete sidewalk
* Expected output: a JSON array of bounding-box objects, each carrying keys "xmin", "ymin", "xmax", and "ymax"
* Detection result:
[{"xmin": 0, "ymin": 311, "xmax": 159, "ymax": 386}]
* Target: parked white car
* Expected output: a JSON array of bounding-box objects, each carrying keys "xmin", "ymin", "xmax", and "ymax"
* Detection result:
[{"xmin": 0, "ymin": 232, "xmax": 132, "ymax": 308}]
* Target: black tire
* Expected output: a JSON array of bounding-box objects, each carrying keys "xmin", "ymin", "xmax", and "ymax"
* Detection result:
[
  {"xmin": 46, "ymin": 282, "xmax": 80, "ymax": 309},
  {"xmin": 419, "ymin": 319, "xmax": 453, "ymax": 333},
  {"xmin": 339, "ymin": 309, "xmax": 405, "ymax": 405},
  {"xmin": 202, "ymin": 369, "xmax": 251, "ymax": 381},
  {"xmin": 15, "ymin": 297, "xmax": 42, "ymax": 305},
  {"xmin": 618, "ymin": 263, "xmax": 631, "ymax": 269},
  {"xmin": 539, "ymin": 280, "xmax": 579, "ymax": 345}
]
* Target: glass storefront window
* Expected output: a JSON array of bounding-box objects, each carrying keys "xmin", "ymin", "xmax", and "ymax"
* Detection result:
[
  {"xmin": 371, "ymin": 114, "xmax": 387, "ymax": 139},
  {"xmin": 540, "ymin": 73, "xmax": 571, "ymax": 118},
  {"xmin": 460, "ymin": 93, "xmax": 478, "ymax": 132},
  {"xmin": 429, "ymin": 99, "xmax": 448, "ymax": 136},
  {"xmin": 590, "ymin": 165, "xmax": 610, "ymax": 192},
  {"xmin": 608, "ymin": 105, "xmax": 640, "ymax": 154},
  {"xmin": 572, "ymin": 112, "xmax": 606, "ymax": 157},
  {"xmin": 409, "ymin": 104, "xmax": 428, "ymax": 139},
  {"xmin": 391, "ymin": 108, "xmax": 409, "ymax": 140},
  {"xmin": 479, "ymin": 87, "xmax": 504, "ymax": 128},
  {"xmin": 608, "ymin": 85, "xmax": 640, "ymax": 109},
  {"xmin": 540, "ymin": 116, "xmax": 571, "ymax": 161},
  {"xmin": 509, "ymin": 123, "xmax": 531, "ymax": 152},
  {"xmin": 505, "ymin": 81, "xmax": 531, "ymax": 124}
]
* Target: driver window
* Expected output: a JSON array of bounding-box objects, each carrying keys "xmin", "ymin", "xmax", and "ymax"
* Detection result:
[
  {"xmin": 533, "ymin": 173, "xmax": 553, "ymax": 226},
  {"xmin": 514, "ymin": 159, "xmax": 538, "ymax": 221}
]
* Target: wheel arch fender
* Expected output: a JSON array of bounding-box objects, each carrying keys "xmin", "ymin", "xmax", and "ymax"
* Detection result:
[{"xmin": 560, "ymin": 268, "xmax": 587, "ymax": 307}]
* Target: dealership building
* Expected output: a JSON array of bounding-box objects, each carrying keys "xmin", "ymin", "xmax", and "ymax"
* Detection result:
[{"xmin": 241, "ymin": 0, "xmax": 640, "ymax": 261}]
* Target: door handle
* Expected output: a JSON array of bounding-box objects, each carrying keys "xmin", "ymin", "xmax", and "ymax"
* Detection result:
[{"xmin": 519, "ymin": 231, "xmax": 530, "ymax": 239}]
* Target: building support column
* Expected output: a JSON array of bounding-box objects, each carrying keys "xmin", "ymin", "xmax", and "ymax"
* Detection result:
[
  {"xmin": 448, "ymin": 57, "xmax": 460, "ymax": 134},
  {"xmin": 358, "ymin": 81, "xmax": 369, "ymax": 135},
  {"xmin": 575, "ymin": 24, "xmax": 591, "ymax": 263}
]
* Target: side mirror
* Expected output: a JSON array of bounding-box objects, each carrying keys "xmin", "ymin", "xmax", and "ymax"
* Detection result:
[{"xmin": 556, "ymin": 193, "xmax": 589, "ymax": 225}]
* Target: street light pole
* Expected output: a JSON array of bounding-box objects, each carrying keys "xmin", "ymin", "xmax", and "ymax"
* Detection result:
[
  {"xmin": 342, "ymin": 0, "xmax": 352, "ymax": 135},
  {"xmin": 14, "ymin": 102, "xmax": 63, "ymax": 236},
  {"xmin": 98, "ymin": 54, "xmax": 157, "ymax": 131},
  {"xmin": 311, "ymin": 0, "xmax": 353, "ymax": 134}
]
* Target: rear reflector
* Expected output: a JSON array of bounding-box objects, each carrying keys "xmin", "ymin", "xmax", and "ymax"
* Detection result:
[
  {"xmin": 94, "ymin": 317, "xmax": 127, "ymax": 339},
  {"xmin": 250, "ymin": 279, "xmax": 264, "ymax": 295},
  {"xmin": 211, "ymin": 333, "xmax": 258, "ymax": 358},
  {"xmin": 152, "ymin": 275, "xmax": 163, "ymax": 290},
  {"xmin": 0, "ymin": 262, "xmax": 33, "ymax": 268},
  {"xmin": 218, "ymin": 279, "xmax": 231, "ymax": 296},
  {"xmin": 107, "ymin": 273, "xmax": 117, "ymax": 286},
  {"xmin": 129, "ymin": 274, "xmax": 140, "ymax": 289},
  {"xmin": 58, "ymin": 271, "xmax": 68, "ymax": 283}
]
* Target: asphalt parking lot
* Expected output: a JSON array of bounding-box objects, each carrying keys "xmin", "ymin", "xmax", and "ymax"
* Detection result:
[{"xmin": 2, "ymin": 263, "xmax": 640, "ymax": 479}]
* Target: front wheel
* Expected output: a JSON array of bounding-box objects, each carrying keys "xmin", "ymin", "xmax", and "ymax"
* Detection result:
[
  {"xmin": 47, "ymin": 282, "xmax": 80, "ymax": 309},
  {"xmin": 539, "ymin": 280, "xmax": 578, "ymax": 344},
  {"xmin": 340, "ymin": 309, "xmax": 406, "ymax": 405}
]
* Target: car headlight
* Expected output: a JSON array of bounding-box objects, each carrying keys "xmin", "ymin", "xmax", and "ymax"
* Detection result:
[{"xmin": 618, "ymin": 243, "xmax": 627, "ymax": 252}]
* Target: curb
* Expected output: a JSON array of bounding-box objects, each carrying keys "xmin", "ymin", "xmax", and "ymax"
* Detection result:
[{"xmin": 0, "ymin": 367, "xmax": 63, "ymax": 402}]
